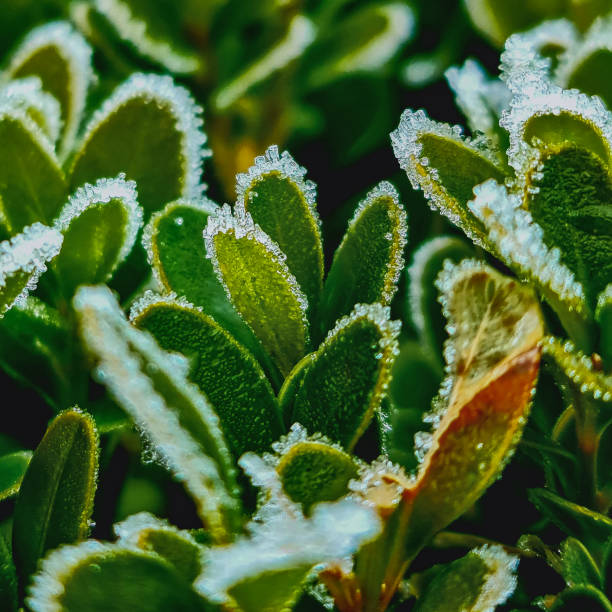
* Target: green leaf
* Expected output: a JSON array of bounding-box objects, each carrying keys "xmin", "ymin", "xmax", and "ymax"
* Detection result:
[
  {"xmin": 407, "ymin": 235, "xmax": 473, "ymax": 370},
  {"xmin": 236, "ymin": 146, "xmax": 324, "ymax": 314},
  {"xmin": 292, "ymin": 303, "xmax": 400, "ymax": 451},
  {"xmin": 13, "ymin": 408, "xmax": 99, "ymax": 581},
  {"xmin": 5, "ymin": 21, "xmax": 94, "ymax": 160},
  {"xmin": 0, "ymin": 297, "xmax": 75, "ymax": 408},
  {"xmin": 528, "ymin": 489, "xmax": 612, "ymax": 558},
  {"xmin": 413, "ymin": 545, "xmax": 518, "ymax": 612},
  {"xmin": 267, "ymin": 424, "xmax": 359, "ymax": 513},
  {"xmin": 205, "ymin": 205, "xmax": 309, "ymax": 377},
  {"xmin": 130, "ymin": 293, "xmax": 282, "ymax": 457},
  {"xmin": 596, "ymin": 285, "xmax": 612, "ymax": 367},
  {"xmin": 0, "ymin": 77, "xmax": 62, "ymax": 145},
  {"xmin": 143, "ymin": 199, "xmax": 269, "ymax": 369},
  {"xmin": 550, "ymin": 585, "xmax": 612, "ymax": 611},
  {"xmin": 0, "ymin": 106, "xmax": 66, "ymax": 234},
  {"xmin": 0, "ymin": 534, "xmax": 17, "ymax": 612},
  {"xmin": 115, "ymin": 512, "xmax": 204, "ymax": 583},
  {"xmin": 522, "ymin": 144, "xmax": 612, "ymax": 307},
  {"xmin": 74, "ymin": 285, "xmax": 240, "ymax": 542},
  {"xmin": 318, "ymin": 181, "xmax": 407, "ymax": 338},
  {"xmin": 391, "ymin": 109, "xmax": 506, "ymax": 247},
  {"xmin": 70, "ymin": 73, "xmax": 208, "ymax": 217},
  {"xmin": 27, "ymin": 542, "xmax": 210, "ymax": 612},
  {"xmin": 278, "ymin": 353, "xmax": 316, "ymax": 428},
  {"xmin": 0, "ymin": 223, "xmax": 63, "ymax": 317},
  {"xmin": 303, "ymin": 3, "xmax": 414, "ymax": 89},
  {"xmin": 561, "ymin": 537, "xmax": 603, "ymax": 588},
  {"xmin": 0, "ymin": 451, "xmax": 32, "ymax": 502},
  {"xmin": 52, "ymin": 175, "xmax": 143, "ymax": 297},
  {"xmin": 196, "ymin": 455, "xmax": 380, "ymax": 612},
  {"xmin": 86, "ymin": 0, "xmax": 200, "ymax": 74}
]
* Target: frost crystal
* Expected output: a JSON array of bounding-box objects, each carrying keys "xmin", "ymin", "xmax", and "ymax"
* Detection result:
[
  {"xmin": 333, "ymin": 4, "xmax": 414, "ymax": 74},
  {"xmin": 446, "ymin": 59, "xmax": 510, "ymax": 140},
  {"xmin": 204, "ymin": 203, "xmax": 310, "ymax": 319},
  {"xmin": 73, "ymin": 286, "xmax": 239, "ymax": 526},
  {"xmin": 471, "ymin": 544, "xmax": 519, "ymax": 612},
  {"xmin": 390, "ymin": 108, "xmax": 498, "ymax": 247},
  {"xmin": 336, "ymin": 181, "xmax": 407, "ymax": 304},
  {"xmin": 78, "ymin": 73, "xmax": 209, "ymax": 199},
  {"xmin": 0, "ymin": 77, "xmax": 62, "ymax": 145},
  {"xmin": 468, "ymin": 180, "xmax": 586, "ymax": 313},
  {"xmin": 195, "ymin": 496, "xmax": 381, "ymax": 605},
  {"xmin": 93, "ymin": 0, "xmax": 199, "ymax": 74},
  {"xmin": 54, "ymin": 174, "xmax": 143, "ymax": 274},
  {"xmin": 5, "ymin": 21, "xmax": 94, "ymax": 159},
  {"xmin": 235, "ymin": 144, "xmax": 320, "ymax": 228},
  {"xmin": 214, "ymin": 15, "xmax": 316, "ymax": 110},
  {"xmin": 0, "ymin": 223, "xmax": 63, "ymax": 315},
  {"xmin": 543, "ymin": 336, "xmax": 612, "ymax": 402}
]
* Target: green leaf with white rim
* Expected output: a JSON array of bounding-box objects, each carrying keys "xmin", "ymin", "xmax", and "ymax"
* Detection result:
[
  {"xmin": 70, "ymin": 73, "xmax": 208, "ymax": 217},
  {"xmin": 27, "ymin": 541, "xmax": 212, "ymax": 612},
  {"xmin": 413, "ymin": 545, "xmax": 518, "ymax": 612},
  {"xmin": 52, "ymin": 175, "xmax": 143, "ymax": 297},
  {"xmin": 407, "ymin": 235, "xmax": 473, "ymax": 371},
  {"xmin": 292, "ymin": 303, "xmax": 400, "ymax": 451},
  {"xmin": 0, "ymin": 77, "xmax": 62, "ymax": 145},
  {"xmin": 0, "ymin": 106, "xmax": 66, "ymax": 234},
  {"xmin": 74, "ymin": 285, "xmax": 240, "ymax": 542},
  {"xmin": 271, "ymin": 424, "xmax": 359, "ymax": 513},
  {"xmin": 12, "ymin": 409, "xmax": 99, "ymax": 582},
  {"xmin": 5, "ymin": 21, "xmax": 94, "ymax": 160},
  {"xmin": 0, "ymin": 451, "xmax": 32, "ymax": 501},
  {"xmin": 114, "ymin": 512, "xmax": 205, "ymax": 583},
  {"xmin": 318, "ymin": 181, "xmax": 407, "ymax": 339},
  {"xmin": 303, "ymin": 2, "xmax": 414, "ymax": 90},
  {"xmin": 236, "ymin": 145, "xmax": 324, "ymax": 315},
  {"xmin": 0, "ymin": 223, "xmax": 63, "ymax": 317},
  {"xmin": 196, "ymin": 453, "xmax": 380, "ymax": 612},
  {"xmin": 143, "ymin": 199, "xmax": 271, "ymax": 371},
  {"xmin": 205, "ymin": 205, "xmax": 310, "ymax": 378},
  {"xmin": 131, "ymin": 293, "xmax": 282, "ymax": 458},
  {"xmin": 391, "ymin": 109, "xmax": 506, "ymax": 248}
]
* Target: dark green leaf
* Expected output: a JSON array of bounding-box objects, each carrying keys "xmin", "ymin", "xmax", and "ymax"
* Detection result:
[
  {"xmin": 278, "ymin": 354, "xmax": 316, "ymax": 428},
  {"xmin": 70, "ymin": 73, "xmax": 207, "ymax": 217},
  {"xmin": 27, "ymin": 542, "xmax": 210, "ymax": 612},
  {"xmin": 13, "ymin": 409, "xmax": 99, "ymax": 580},
  {"xmin": 550, "ymin": 584, "xmax": 612, "ymax": 611},
  {"xmin": 596, "ymin": 286, "xmax": 612, "ymax": 368},
  {"xmin": 0, "ymin": 451, "xmax": 32, "ymax": 502},
  {"xmin": 292, "ymin": 303, "xmax": 400, "ymax": 451},
  {"xmin": 237, "ymin": 145, "xmax": 324, "ymax": 314},
  {"xmin": 205, "ymin": 205, "xmax": 309, "ymax": 377},
  {"xmin": 131, "ymin": 295, "xmax": 282, "ymax": 457},
  {"xmin": 561, "ymin": 537, "xmax": 602, "ymax": 588},
  {"xmin": 318, "ymin": 181, "xmax": 407, "ymax": 338},
  {"xmin": 0, "ymin": 535, "xmax": 17, "ymax": 612},
  {"xmin": 52, "ymin": 176, "xmax": 143, "ymax": 297}
]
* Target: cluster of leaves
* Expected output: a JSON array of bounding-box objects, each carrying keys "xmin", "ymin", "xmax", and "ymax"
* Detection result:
[{"xmin": 0, "ymin": 7, "xmax": 610, "ymax": 612}]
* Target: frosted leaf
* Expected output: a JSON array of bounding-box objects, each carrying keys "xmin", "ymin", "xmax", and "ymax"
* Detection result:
[
  {"xmin": 597, "ymin": 283, "xmax": 612, "ymax": 317},
  {"xmin": 214, "ymin": 15, "xmax": 315, "ymax": 110},
  {"xmin": 128, "ymin": 290, "xmax": 198, "ymax": 323},
  {"xmin": 331, "ymin": 3, "xmax": 414, "ymax": 74},
  {"xmin": 556, "ymin": 14, "xmax": 612, "ymax": 89},
  {"xmin": 54, "ymin": 174, "xmax": 143, "ymax": 275},
  {"xmin": 471, "ymin": 544, "xmax": 519, "ymax": 611},
  {"xmin": 445, "ymin": 59, "xmax": 510, "ymax": 145},
  {"xmin": 5, "ymin": 21, "xmax": 94, "ymax": 160},
  {"xmin": 402, "ymin": 55, "xmax": 443, "ymax": 87},
  {"xmin": 468, "ymin": 180, "xmax": 587, "ymax": 318},
  {"xmin": 114, "ymin": 511, "xmax": 199, "ymax": 548},
  {"xmin": 77, "ymin": 73, "xmax": 209, "ymax": 199},
  {"xmin": 141, "ymin": 197, "xmax": 218, "ymax": 290},
  {"xmin": 500, "ymin": 84, "xmax": 612, "ymax": 179},
  {"xmin": 0, "ymin": 77, "xmax": 62, "ymax": 145},
  {"xmin": 0, "ymin": 223, "xmax": 63, "ymax": 316},
  {"xmin": 195, "ymin": 497, "xmax": 381, "ymax": 606},
  {"xmin": 390, "ymin": 108, "xmax": 501, "ymax": 248},
  {"xmin": 73, "ymin": 285, "xmax": 239, "ymax": 539},
  {"xmin": 236, "ymin": 144, "xmax": 319, "ymax": 227},
  {"xmin": 543, "ymin": 336, "xmax": 612, "ymax": 402},
  {"xmin": 91, "ymin": 0, "xmax": 200, "ymax": 74}
]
